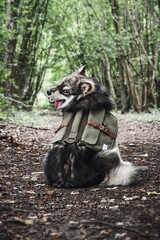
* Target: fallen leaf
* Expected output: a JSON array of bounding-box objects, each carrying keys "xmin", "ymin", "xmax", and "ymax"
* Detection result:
[
  {"xmin": 66, "ymin": 204, "xmax": 73, "ymax": 208},
  {"xmin": 25, "ymin": 219, "xmax": 34, "ymax": 225},
  {"xmin": 70, "ymin": 190, "xmax": 79, "ymax": 195},
  {"xmin": 128, "ymin": 143, "xmax": 135, "ymax": 146},
  {"xmin": 90, "ymin": 188, "xmax": 100, "ymax": 192},
  {"xmin": 45, "ymin": 189, "xmax": 55, "ymax": 196},
  {"xmin": 139, "ymin": 153, "xmax": 148, "ymax": 157},
  {"xmin": 100, "ymin": 198, "xmax": 107, "ymax": 203},
  {"xmin": 13, "ymin": 217, "xmax": 34, "ymax": 225},
  {"xmin": 109, "ymin": 205, "xmax": 119, "ymax": 211},
  {"xmin": 4, "ymin": 200, "xmax": 15, "ymax": 204},
  {"xmin": 31, "ymin": 172, "xmax": 43, "ymax": 176},
  {"xmin": 147, "ymin": 191, "xmax": 160, "ymax": 196},
  {"xmin": 141, "ymin": 196, "xmax": 147, "ymax": 200},
  {"xmin": 106, "ymin": 187, "xmax": 117, "ymax": 190},
  {"xmin": 50, "ymin": 229, "xmax": 61, "ymax": 237},
  {"xmin": 123, "ymin": 195, "xmax": 139, "ymax": 201},
  {"xmin": 68, "ymin": 221, "xmax": 78, "ymax": 226},
  {"xmin": 26, "ymin": 190, "xmax": 36, "ymax": 194},
  {"xmin": 41, "ymin": 216, "xmax": 48, "ymax": 222},
  {"xmin": 115, "ymin": 232, "xmax": 127, "ymax": 239},
  {"xmin": 31, "ymin": 177, "xmax": 38, "ymax": 181}
]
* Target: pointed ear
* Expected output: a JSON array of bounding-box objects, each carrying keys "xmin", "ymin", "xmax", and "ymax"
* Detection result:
[
  {"xmin": 77, "ymin": 65, "xmax": 86, "ymax": 76},
  {"xmin": 79, "ymin": 79, "xmax": 96, "ymax": 96}
]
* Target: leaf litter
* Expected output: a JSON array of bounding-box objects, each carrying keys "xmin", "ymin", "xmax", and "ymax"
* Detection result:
[{"xmin": 0, "ymin": 117, "xmax": 160, "ymax": 240}]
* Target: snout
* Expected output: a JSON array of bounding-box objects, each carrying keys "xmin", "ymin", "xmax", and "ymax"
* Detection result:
[
  {"xmin": 46, "ymin": 89, "xmax": 52, "ymax": 96},
  {"xmin": 46, "ymin": 88, "xmax": 56, "ymax": 103}
]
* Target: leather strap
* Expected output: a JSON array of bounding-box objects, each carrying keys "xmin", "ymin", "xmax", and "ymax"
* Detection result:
[
  {"xmin": 87, "ymin": 121, "xmax": 116, "ymax": 139},
  {"xmin": 55, "ymin": 124, "xmax": 68, "ymax": 133}
]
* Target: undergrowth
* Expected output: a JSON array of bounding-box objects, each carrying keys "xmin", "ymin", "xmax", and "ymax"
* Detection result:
[
  {"xmin": 115, "ymin": 109, "xmax": 160, "ymax": 124},
  {"xmin": 1, "ymin": 107, "xmax": 160, "ymax": 128},
  {"xmin": 5, "ymin": 108, "xmax": 58, "ymax": 128}
]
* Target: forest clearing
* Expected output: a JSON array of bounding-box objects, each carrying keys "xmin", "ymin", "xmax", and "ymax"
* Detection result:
[
  {"xmin": 0, "ymin": 112, "xmax": 159, "ymax": 240},
  {"xmin": 0, "ymin": 1, "xmax": 160, "ymax": 239}
]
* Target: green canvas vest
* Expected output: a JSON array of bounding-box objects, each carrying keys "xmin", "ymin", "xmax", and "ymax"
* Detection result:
[{"xmin": 53, "ymin": 109, "xmax": 118, "ymax": 151}]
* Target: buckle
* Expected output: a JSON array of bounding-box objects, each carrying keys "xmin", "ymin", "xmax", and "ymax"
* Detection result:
[
  {"xmin": 100, "ymin": 125, "xmax": 105, "ymax": 130},
  {"xmin": 65, "ymin": 137, "xmax": 77, "ymax": 144}
]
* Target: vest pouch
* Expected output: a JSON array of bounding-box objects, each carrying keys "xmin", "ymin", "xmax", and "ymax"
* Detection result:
[
  {"xmin": 52, "ymin": 109, "xmax": 118, "ymax": 151},
  {"xmin": 81, "ymin": 110, "xmax": 117, "ymax": 151}
]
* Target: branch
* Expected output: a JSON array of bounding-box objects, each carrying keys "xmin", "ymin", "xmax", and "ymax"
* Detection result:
[
  {"xmin": 7, "ymin": 96, "xmax": 31, "ymax": 108},
  {"xmin": 85, "ymin": 0, "xmax": 148, "ymax": 84},
  {"xmin": 127, "ymin": 9, "xmax": 155, "ymax": 70}
]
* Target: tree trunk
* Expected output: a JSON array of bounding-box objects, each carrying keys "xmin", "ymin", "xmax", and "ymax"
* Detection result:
[
  {"xmin": 3, "ymin": 0, "xmax": 20, "ymax": 96},
  {"xmin": 2, "ymin": 0, "xmax": 50, "ymax": 108},
  {"xmin": 102, "ymin": 56, "xmax": 116, "ymax": 101},
  {"xmin": 109, "ymin": 0, "xmax": 129, "ymax": 112}
]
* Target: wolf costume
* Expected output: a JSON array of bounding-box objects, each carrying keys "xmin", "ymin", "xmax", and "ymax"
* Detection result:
[{"xmin": 44, "ymin": 66, "xmax": 148, "ymax": 188}]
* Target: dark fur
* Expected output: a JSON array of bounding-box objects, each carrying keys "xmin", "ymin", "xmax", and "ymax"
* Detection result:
[{"xmin": 44, "ymin": 67, "xmax": 148, "ymax": 188}]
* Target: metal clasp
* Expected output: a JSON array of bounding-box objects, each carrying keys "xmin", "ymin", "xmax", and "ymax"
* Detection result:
[{"xmin": 65, "ymin": 137, "xmax": 77, "ymax": 144}]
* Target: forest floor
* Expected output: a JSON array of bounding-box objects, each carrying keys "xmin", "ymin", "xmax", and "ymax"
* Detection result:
[{"xmin": 0, "ymin": 111, "xmax": 160, "ymax": 240}]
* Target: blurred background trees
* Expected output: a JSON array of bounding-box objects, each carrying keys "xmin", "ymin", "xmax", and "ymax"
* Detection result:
[{"xmin": 0, "ymin": 0, "xmax": 160, "ymax": 112}]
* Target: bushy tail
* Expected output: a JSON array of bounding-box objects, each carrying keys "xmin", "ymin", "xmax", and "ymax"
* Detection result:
[{"xmin": 108, "ymin": 161, "xmax": 148, "ymax": 186}]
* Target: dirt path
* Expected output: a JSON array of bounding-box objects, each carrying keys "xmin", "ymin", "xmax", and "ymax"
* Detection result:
[{"xmin": 0, "ymin": 116, "xmax": 160, "ymax": 240}]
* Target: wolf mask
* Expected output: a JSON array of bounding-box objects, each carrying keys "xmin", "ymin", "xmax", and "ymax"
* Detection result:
[
  {"xmin": 46, "ymin": 66, "xmax": 114, "ymax": 113},
  {"xmin": 44, "ymin": 66, "xmax": 148, "ymax": 188}
]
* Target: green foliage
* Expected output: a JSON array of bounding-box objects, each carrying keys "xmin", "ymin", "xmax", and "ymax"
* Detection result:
[
  {"xmin": 0, "ymin": 94, "xmax": 12, "ymax": 120},
  {"xmin": 0, "ymin": 0, "xmax": 50, "ymax": 106},
  {"xmin": 44, "ymin": 0, "xmax": 160, "ymax": 111},
  {"xmin": 0, "ymin": 0, "xmax": 160, "ymax": 111}
]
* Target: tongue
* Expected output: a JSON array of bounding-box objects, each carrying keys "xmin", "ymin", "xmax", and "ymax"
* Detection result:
[{"xmin": 54, "ymin": 100, "xmax": 64, "ymax": 109}]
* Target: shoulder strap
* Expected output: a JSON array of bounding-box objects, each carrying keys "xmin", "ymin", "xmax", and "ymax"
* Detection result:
[
  {"xmin": 52, "ymin": 111, "xmax": 73, "ymax": 143},
  {"xmin": 65, "ymin": 110, "xmax": 84, "ymax": 143}
]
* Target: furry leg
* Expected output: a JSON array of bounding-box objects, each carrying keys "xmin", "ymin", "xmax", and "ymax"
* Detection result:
[{"xmin": 99, "ymin": 147, "xmax": 148, "ymax": 186}]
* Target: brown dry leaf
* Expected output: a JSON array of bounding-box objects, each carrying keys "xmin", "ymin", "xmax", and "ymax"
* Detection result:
[
  {"xmin": 45, "ymin": 189, "xmax": 55, "ymax": 196},
  {"xmin": 39, "ymin": 201, "xmax": 46, "ymax": 205}
]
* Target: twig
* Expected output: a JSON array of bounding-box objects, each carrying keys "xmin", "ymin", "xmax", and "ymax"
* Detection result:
[
  {"xmin": 19, "ymin": 125, "xmax": 51, "ymax": 130},
  {"xmin": 7, "ymin": 97, "xmax": 32, "ymax": 108}
]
